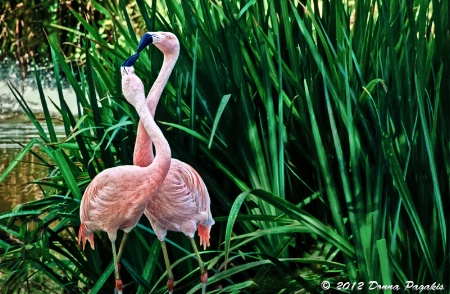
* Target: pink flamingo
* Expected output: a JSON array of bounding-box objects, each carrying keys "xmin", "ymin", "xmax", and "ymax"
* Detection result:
[
  {"xmin": 133, "ymin": 32, "xmax": 214, "ymax": 294},
  {"xmin": 78, "ymin": 65, "xmax": 171, "ymax": 294}
]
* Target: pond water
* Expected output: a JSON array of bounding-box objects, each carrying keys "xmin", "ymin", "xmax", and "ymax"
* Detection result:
[
  {"xmin": 0, "ymin": 69, "xmax": 77, "ymax": 213},
  {"xmin": 0, "ymin": 123, "xmax": 67, "ymax": 213}
]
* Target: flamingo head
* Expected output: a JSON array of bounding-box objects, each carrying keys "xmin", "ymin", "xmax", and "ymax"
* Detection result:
[
  {"xmin": 144, "ymin": 31, "xmax": 180, "ymax": 56},
  {"xmin": 121, "ymin": 66, "xmax": 146, "ymax": 108},
  {"xmin": 122, "ymin": 31, "xmax": 180, "ymax": 67}
]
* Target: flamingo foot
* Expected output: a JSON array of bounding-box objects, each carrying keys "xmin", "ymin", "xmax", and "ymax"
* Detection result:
[
  {"xmin": 201, "ymin": 272, "xmax": 208, "ymax": 294},
  {"xmin": 115, "ymin": 279, "xmax": 123, "ymax": 294},
  {"xmin": 167, "ymin": 278, "xmax": 174, "ymax": 294}
]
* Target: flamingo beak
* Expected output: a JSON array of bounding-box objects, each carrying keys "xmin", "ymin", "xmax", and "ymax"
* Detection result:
[
  {"xmin": 122, "ymin": 33, "xmax": 153, "ymax": 67},
  {"xmin": 137, "ymin": 33, "xmax": 154, "ymax": 53},
  {"xmin": 122, "ymin": 54, "xmax": 140, "ymax": 68},
  {"xmin": 121, "ymin": 33, "xmax": 154, "ymax": 68}
]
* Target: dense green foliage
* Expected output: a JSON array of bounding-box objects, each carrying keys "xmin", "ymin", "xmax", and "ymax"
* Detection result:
[
  {"xmin": 0, "ymin": 0, "xmax": 116, "ymax": 78},
  {"xmin": 1, "ymin": 0, "xmax": 449, "ymax": 293}
]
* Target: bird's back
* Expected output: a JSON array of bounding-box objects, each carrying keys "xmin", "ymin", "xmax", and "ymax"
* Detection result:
[{"xmin": 145, "ymin": 159, "xmax": 214, "ymax": 247}]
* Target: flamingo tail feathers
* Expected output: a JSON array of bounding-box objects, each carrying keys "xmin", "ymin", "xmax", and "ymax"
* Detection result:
[
  {"xmin": 78, "ymin": 223, "xmax": 95, "ymax": 251},
  {"xmin": 197, "ymin": 225, "xmax": 211, "ymax": 250}
]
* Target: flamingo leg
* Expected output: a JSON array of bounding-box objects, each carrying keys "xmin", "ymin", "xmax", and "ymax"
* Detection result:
[
  {"xmin": 161, "ymin": 241, "xmax": 175, "ymax": 294},
  {"xmin": 117, "ymin": 232, "xmax": 129, "ymax": 262},
  {"xmin": 114, "ymin": 232, "xmax": 128, "ymax": 292},
  {"xmin": 111, "ymin": 240, "xmax": 123, "ymax": 294},
  {"xmin": 189, "ymin": 238, "xmax": 207, "ymax": 294}
]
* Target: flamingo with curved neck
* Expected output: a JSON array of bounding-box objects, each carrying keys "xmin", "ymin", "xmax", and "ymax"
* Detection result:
[
  {"xmin": 78, "ymin": 65, "xmax": 171, "ymax": 294},
  {"xmin": 127, "ymin": 31, "xmax": 214, "ymax": 294}
]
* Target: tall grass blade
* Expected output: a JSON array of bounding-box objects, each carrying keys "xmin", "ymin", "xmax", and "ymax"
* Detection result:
[
  {"xmin": 89, "ymin": 261, "xmax": 114, "ymax": 294},
  {"xmin": 415, "ymin": 72, "xmax": 446, "ymax": 252},
  {"xmin": 33, "ymin": 62, "xmax": 57, "ymax": 143},
  {"xmin": 208, "ymin": 94, "xmax": 231, "ymax": 149},
  {"xmin": 377, "ymin": 239, "xmax": 392, "ymax": 293},
  {"xmin": 0, "ymin": 139, "xmax": 37, "ymax": 182}
]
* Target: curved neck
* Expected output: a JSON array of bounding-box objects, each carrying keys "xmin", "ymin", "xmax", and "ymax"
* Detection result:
[
  {"xmin": 146, "ymin": 52, "xmax": 179, "ymax": 114},
  {"xmin": 134, "ymin": 96, "xmax": 171, "ymax": 183},
  {"xmin": 134, "ymin": 51, "xmax": 179, "ymax": 167}
]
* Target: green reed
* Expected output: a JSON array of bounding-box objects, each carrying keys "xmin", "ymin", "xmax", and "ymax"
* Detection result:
[{"xmin": 0, "ymin": 0, "xmax": 448, "ymax": 293}]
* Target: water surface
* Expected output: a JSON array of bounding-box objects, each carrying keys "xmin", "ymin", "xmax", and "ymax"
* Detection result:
[
  {"xmin": 0, "ymin": 64, "xmax": 77, "ymax": 213},
  {"xmin": 0, "ymin": 122, "xmax": 67, "ymax": 213}
]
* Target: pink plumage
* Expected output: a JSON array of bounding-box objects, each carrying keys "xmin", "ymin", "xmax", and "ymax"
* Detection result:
[
  {"xmin": 78, "ymin": 165, "xmax": 165, "ymax": 249},
  {"xmin": 78, "ymin": 66, "xmax": 172, "ymax": 294},
  {"xmin": 145, "ymin": 159, "xmax": 214, "ymax": 250},
  {"xmin": 133, "ymin": 32, "xmax": 214, "ymax": 245},
  {"xmin": 133, "ymin": 31, "xmax": 213, "ymax": 294}
]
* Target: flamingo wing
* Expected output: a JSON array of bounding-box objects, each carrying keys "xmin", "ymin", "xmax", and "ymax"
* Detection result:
[
  {"xmin": 145, "ymin": 159, "xmax": 214, "ymax": 245},
  {"xmin": 79, "ymin": 166, "xmax": 151, "ymax": 248}
]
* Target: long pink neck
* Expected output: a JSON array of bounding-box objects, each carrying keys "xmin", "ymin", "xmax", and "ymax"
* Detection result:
[
  {"xmin": 134, "ymin": 95, "xmax": 171, "ymax": 187},
  {"xmin": 134, "ymin": 51, "xmax": 178, "ymax": 167}
]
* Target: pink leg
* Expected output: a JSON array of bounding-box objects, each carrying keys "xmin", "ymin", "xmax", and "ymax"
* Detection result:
[
  {"xmin": 189, "ymin": 238, "xmax": 208, "ymax": 294},
  {"xmin": 115, "ymin": 279, "xmax": 123, "ymax": 293},
  {"xmin": 117, "ymin": 232, "xmax": 129, "ymax": 262},
  {"xmin": 161, "ymin": 241, "xmax": 175, "ymax": 294},
  {"xmin": 200, "ymin": 272, "xmax": 208, "ymax": 294},
  {"xmin": 111, "ymin": 240, "xmax": 123, "ymax": 294},
  {"xmin": 167, "ymin": 278, "xmax": 174, "ymax": 293}
]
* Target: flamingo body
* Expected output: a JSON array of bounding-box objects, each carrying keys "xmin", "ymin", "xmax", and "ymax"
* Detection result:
[
  {"xmin": 144, "ymin": 159, "xmax": 214, "ymax": 249},
  {"xmin": 78, "ymin": 65, "xmax": 172, "ymax": 294},
  {"xmin": 129, "ymin": 31, "xmax": 213, "ymax": 293},
  {"xmin": 78, "ymin": 165, "xmax": 164, "ymax": 249},
  {"xmin": 131, "ymin": 32, "xmax": 215, "ymax": 248}
]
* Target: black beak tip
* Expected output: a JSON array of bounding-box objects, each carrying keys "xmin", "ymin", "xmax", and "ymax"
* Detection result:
[
  {"xmin": 122, "ymin": 53, "xmax": 140, "ymax": 67},
  {"xmin": 137, "ymin": 33, "xmax": 154, "ymax": 53}
]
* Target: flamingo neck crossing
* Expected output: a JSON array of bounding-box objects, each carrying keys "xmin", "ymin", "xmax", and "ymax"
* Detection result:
[{"xmin": 134, "ymin": 51, "xmax": 179, "ymax": 167}]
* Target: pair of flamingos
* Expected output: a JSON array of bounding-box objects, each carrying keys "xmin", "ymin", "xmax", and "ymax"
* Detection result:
[{"xmin": 78, "ymin": 32, "xmax": 214, "ymax": 294}]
